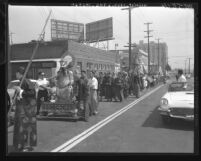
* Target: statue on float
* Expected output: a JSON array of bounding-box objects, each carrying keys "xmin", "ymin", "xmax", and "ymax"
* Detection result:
[{"xmin": 55, "ymin": 55, "xmax": 74, "ymax": 104}]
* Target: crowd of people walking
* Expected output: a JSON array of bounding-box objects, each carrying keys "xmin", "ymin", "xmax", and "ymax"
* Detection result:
[{"xmin": 95, "ymin": 70, "xmax": 161, "ymax": 103}]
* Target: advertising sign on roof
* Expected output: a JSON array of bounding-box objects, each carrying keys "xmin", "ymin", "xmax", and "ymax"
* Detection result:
[
  {"xmin": 86, "ymin": 17, "xmax": 113, "ymax": 43},
  {"xmin": 51, "ymin": 19, "xmax": 84, "ymax": 42}
]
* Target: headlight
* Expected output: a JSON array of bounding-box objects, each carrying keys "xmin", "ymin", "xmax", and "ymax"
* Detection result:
[{"xmin": 160, "ymin": 98, "xmax": 169, "ymax": 106}]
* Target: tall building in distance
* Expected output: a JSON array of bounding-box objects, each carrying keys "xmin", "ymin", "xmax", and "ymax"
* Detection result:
[{"xmin": 138, "ymin": 40, "xmax": 168, "ymax": 75}]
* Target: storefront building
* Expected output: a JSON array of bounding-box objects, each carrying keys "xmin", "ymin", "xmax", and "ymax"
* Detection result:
[{"xmin": 9, "ymin": 40, "xmax": 117, "ymax": 80}]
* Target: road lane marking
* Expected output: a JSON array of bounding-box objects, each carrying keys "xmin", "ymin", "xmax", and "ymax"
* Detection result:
[{"xmin": 51, "ymin": 85, "xmax": 164, "ymax": 152}]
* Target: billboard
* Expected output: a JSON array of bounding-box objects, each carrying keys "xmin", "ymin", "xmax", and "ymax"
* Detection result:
[
  {"xmin": 51, "ymin": 19, "xmax": 84, "ymax": 42},
  {"xmin": 86, "ymin": 17, "xmax": 113, "ymax": 43}
]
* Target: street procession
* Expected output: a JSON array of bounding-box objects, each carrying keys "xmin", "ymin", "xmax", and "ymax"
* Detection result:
[
  {"xmin": 6, "ymin": 5, "xmax": 195, "ymax": 153},
  {"xmin": 7, "ymin": 39, "xmax": 164, "ymax": 152},
  {"xmin": 7, "ymin": 44, "xmax": 164, "ymax": 148}
]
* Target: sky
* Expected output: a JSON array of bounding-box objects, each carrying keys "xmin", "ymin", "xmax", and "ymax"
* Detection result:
[{"xmin": 8, "ymin": 5, "xmax": 194, "ymax": 70}]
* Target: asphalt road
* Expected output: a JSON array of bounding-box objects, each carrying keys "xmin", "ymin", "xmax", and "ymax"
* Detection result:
[{"xmin": 7, "ymin": 78, "xmax": 194, "ymax": 153}]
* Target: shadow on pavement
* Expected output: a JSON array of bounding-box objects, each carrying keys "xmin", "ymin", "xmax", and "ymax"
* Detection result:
[{"xmin": 142, "ymin": 106, "xmax": 194, "ymax": 131}]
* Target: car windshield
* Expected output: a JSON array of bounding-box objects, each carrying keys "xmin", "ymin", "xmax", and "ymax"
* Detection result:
[{"xmin": 168, "ymin": 82, "xmax": 194, "ymax": 92}]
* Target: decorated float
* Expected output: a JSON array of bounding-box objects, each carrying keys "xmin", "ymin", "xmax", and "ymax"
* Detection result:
[{"xmin": 38, "ymin": 54, "xmax": 90, "ymax": 121}]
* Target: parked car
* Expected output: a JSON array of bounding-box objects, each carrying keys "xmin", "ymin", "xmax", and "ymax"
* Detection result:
[{"xmin": 158, "ymin": 81, "xmax": 194, "ymax": 124}]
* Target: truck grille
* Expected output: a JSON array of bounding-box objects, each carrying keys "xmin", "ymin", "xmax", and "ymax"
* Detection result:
[{"xmin": 169, "ymin": 108, "xmax": 194, "ymax": 117}]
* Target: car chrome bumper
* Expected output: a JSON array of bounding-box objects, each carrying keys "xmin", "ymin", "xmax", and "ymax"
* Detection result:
[
  {"xmin": 158, "ymin": 107, "xmax": 194, "ymax": 121},
  {"xmin": 169, "ymin": 114, "xmax": 194, "ymax": 121}
]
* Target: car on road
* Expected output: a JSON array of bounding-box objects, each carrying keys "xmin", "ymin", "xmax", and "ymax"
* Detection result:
[{"xmin": 158, "ymin": 81, "xmax": 194, "ymax": 124}]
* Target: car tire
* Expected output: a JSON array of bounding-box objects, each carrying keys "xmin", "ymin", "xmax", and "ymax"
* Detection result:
[{"xmin": 161, "ymin": 116, "xmax": 171, "ymax": 124}]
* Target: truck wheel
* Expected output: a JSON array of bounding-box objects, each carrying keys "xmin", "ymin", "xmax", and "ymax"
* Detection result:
[
  {"xmin": 161, "ymin": 116, "xmax": 171, "ymax": 124},
  {"xmin": 83, "ymin": 104, "xmax": 90, "ymax": 122}
]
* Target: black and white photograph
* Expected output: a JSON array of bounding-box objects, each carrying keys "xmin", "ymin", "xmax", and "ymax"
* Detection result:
[{"xmin": 6, "ymin": 3, "xmax": 196, "ymax": 154}]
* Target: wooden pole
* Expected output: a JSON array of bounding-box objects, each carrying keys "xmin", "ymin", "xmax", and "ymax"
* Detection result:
[{"xmin": 10, "ymin": 10, "xmax": 52, "ymax": 113}]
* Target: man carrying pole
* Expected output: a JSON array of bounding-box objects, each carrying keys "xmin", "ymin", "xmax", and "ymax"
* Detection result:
[{"xmin": 9, "ymin": 10, "xmax": 52, "ymax": 152}]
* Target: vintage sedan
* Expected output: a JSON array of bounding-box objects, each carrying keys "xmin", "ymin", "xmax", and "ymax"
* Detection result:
[{"xmin": 158, "ymin": 81, "xmax": 194, "ymax": 124}]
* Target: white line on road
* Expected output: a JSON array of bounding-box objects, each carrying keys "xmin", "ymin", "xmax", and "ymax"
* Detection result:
[{"xmin": 51, "ymin": 85, "xmax": 164, "ymax": 152}]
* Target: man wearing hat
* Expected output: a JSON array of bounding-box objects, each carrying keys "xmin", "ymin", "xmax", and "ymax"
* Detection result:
[
  {"xmin": 76, "ymin": 70, "xmax": 91, "ymax": 121},
  {"xmin": 12, "ymin": 66, "xmax": 37, "ymax": 152}
]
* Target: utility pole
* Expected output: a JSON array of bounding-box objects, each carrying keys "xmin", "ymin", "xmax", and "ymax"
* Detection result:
[
  {"xmin": 124, "ymin": 43, "xmax": 137, "ymax": 70},
  {"xmin": 185, "ymin": 59, "xmax": 187, "ymax": 74},
  {"xmin": 155, "ymin": 38, "xmax": 161, "ymax": 74},
  {"xmin": 115, "ymin": 43, "xmax": 118, "ymax": 63},
  {"xmin": 188, "ymin": 58, "xmax": 192, "ymax": 74},
  {"xmin": 9, "ymin": 32, "xmax": 15, "ymax": 45},
  {"xmin": 144, "ymin": 22, "xmax": 153, "ymax": 74},
  {"xmin": 122, "ymin": 6, "xmax": 133, "ymax": 71}
]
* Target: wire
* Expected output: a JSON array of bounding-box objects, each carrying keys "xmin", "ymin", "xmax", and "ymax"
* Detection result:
[{"xmin": 37, "ymin": 7, "xmax": 45, "ymax": 20}]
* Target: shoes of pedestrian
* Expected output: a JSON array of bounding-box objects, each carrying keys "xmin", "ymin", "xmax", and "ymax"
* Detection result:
[
  {"xmin": 93, "ymin": 111, "xmax": 98, "ymax": 115},
  {"xmin": 21, "ymin": 146, "xmax": 34, "ymax": 152}
]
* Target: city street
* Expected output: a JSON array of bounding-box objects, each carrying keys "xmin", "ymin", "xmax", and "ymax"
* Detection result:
[
  {"xmin": 7, "ymin": 79, "xmax": 194, "ymax": 153},
  {"xmin": 5, "ymin": 5, "xmax": 195, "ymax": 155}
]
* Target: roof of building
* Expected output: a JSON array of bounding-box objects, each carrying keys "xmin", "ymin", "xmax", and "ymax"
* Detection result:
[
  {"xmin": 10, "ymin": 40, "xmax": 117, "ymax": 63},
  {"xmin": 11, "ymin": 40, "xmax": 68, "ymax": 60}
]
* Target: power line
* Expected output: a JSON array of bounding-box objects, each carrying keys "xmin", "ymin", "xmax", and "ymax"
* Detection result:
[
  {"xmin": 138, "ymin": 8, "xmax": 148, "ymax": 22},
  {"xmin": 159, "ymin": 30, "xmax": 193, "ymax": 35},
  {"xmin": 41, "ymin": 7, "xmax": 48, "ymax": 18}
]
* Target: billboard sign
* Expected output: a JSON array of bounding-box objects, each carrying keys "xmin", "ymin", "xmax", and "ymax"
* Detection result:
[
  {"xmin": 86, "ymin": 17, "xmax": 113, "ymax": 43},
  {"xmin": 51, "ymin": 19, "xmax": 84, "ymax": 42}
]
